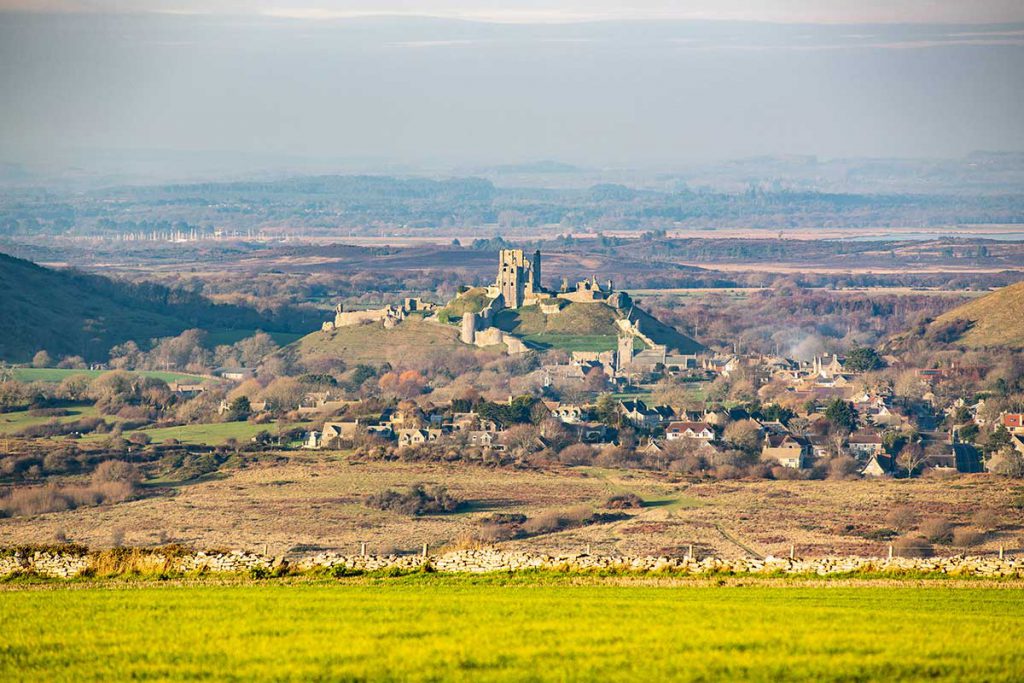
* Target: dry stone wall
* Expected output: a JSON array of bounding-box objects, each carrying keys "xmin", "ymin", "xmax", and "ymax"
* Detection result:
[{"xmin": 2, "ymin": 548, "xmax": 1022, "ymax": 579}]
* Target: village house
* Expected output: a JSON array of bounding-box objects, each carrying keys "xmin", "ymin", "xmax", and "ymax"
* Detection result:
[
  {"xmin": 218, "ymin": 398, "xmax": 268, "ymax": 415},
  {"xmin": 168, "ymin": 381, "xmax": 205, "ymax": 397},
  {"xmin": 466, "ymin": 430, "xmax": 504, "ymax": 449},
  {"xmin": 1002, "ymin": 413, "xmax": 1024, "ymax": 435},
  {"xmin": 761, "ymin": 434, "xmax": 810, "ymax": 469},
  {"xmin": 397, "ymin": 428, "xmax": 443, "ymax": 447},
  {"xmin": 861, "ymin": 453, "xmax": 894, "ymax": 477},
  {"xmin": 847, "ymin": 430, "xmax": 885, "ymax": 458},
  {"xmin": 542, "ymin": 400, "xmax": 588, "ymax": 424},
  {"xmin": 214, "ymin": 367, "xmax": 255, "ymax": 381},
  {"xmin": 450, "ymin": 411, "xmax": 500, "ymax": 433},
  {"xmin": 665, "ymin": 421, "xmax": 715, "ymax": 441}
]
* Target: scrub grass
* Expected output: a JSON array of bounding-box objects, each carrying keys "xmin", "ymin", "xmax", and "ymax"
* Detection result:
[{"xmin": 1, "ymin": 577, "xmax": 1022, "ymax": 681}]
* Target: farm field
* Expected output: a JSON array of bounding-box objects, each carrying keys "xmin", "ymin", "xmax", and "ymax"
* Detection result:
[
  {"xmin": 10, "ymin": 368, "xmax": 209, "ymax": 384},
  {"xmin": 0, "ymin": 405, "xmax": 99, "ymax": 435},
  {"xmin": 1, "ymin": 579, "xmax": 1022, "ymax": 681},
  {"xmin": 121, "ymin": 420, "xmax": 310, "ymax": 447}
]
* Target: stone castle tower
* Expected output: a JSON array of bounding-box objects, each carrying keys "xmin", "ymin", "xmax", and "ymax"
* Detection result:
[
  {"xmin": 495, "ymin": 248, "xmax": 542, "ymax": 309},
  {"xmin": 617, "ymin": 332, "xmax": 635, "ymax": 370}
]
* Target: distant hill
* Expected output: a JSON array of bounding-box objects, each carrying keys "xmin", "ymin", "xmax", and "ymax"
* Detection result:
[
  {"xmin": 923, "ymin": 281, "xmax": 1024, "ymax": 349},
  {"xmin": 0, "ymin": 252, "xmax": 313, "ymax": 363}
]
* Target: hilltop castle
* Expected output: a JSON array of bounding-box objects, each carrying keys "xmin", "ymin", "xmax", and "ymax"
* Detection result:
[
  {"xmin": 484, "ymin": 248, "xmax": 627, "ymax": 309},
  {"xmin": 321, "ymin": 248, "xmax": 702, "ymax": 364}
]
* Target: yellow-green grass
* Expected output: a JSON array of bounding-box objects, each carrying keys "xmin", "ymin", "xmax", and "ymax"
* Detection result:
[
  {"xmin": 11, "ymin": 368, "xmax": 208, "ymax": 384},
  {"xmin": 495, "ymin": 302, "xmax": 621, "ymax": 337},
  {"xmin": 0, "ymin": 405, "xmax": 100, "ymax": 435},
  {"xmin": 520, "ymin": 332, "xmax": 619, "ymax": 352},
  {"xmin": 2, "ymin": 579, "xmax": 1022, "ymax": 681},
  {"xmin": 123, "ymin": 420, "xmax": 310, "ymax": 447}
]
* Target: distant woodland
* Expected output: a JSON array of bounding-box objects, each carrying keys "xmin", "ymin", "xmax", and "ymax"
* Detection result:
[{"xmin": 2, "ymin": 174, "xmax": 1023, "ymax": 236}]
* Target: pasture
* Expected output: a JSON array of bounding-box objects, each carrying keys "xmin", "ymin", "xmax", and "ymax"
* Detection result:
[
  {"xmin": 1, "ymin": 578, "xmax": 1021, "ymax": 681},
  {"xmin": 10, "ymin": 368, "xmax": 208, "ymax": 384}
]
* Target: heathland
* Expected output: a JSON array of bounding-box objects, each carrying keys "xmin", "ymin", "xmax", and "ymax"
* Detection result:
[
  {"xmin": 1, "ymin": 455, "xmax": 1017, "ymax": 559},
  {"xmin": 2, "ymin": 577, "xmax": 1022, "ymax": 682}
]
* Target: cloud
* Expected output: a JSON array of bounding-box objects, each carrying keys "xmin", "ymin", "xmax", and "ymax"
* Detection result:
[{"xmin": 3, "ymin": 1, "xmax": 1024, "ymax": 24}]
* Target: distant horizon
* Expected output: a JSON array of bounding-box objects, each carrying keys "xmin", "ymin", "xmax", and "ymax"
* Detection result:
[{"xmin": 2, "ymin": 9, "xmax": 1022, "ymax": 176}]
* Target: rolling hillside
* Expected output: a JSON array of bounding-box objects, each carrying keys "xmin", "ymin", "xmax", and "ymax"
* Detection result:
[
  {"xmin": 926, "ymin": 280, "xmax": 1024, "ymax": 349},
  {"xmin": 0, "ymin": 252, "xmax": 312, "ymax": 362},
  {"xmin": 287, "ymin": 319, "xmax": 470, "ymax": 367}
]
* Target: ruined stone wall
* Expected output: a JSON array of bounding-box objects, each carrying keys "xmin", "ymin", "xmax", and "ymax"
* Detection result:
[{"xmin": 2, "ymin": 548, "xmax": 1021, "ymax": 579}]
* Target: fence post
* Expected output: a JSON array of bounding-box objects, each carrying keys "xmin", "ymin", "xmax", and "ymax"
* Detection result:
[
  {"xmin": 422, "ymin": 543, "xmax": 428, "ymax": 558},
  {"xmin": 360, "ymin": 542, "xmax": 366, "ymax": 557},
  {"xmin": 888, "ymin": 544, "xmax": 893, "ymax": 560},
  {"xmin": 585, "ymin": 544, "xmax": 591, "ymax": 555},
  {"xmin": 999, "ymin": 545, "xmax": 1004, "ymax": 560},
  {"xmin": 688, "ymin": 544, "xmax": 694, "ymax": 560},
  {"xmin": 790, "ymin": 545, "xmax": 795, "ymax": 560}
]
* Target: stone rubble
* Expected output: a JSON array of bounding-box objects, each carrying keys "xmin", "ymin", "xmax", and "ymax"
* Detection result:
[{"xmin": 2, "ymin": 548, "xmax": 1021, "ymax": 579}]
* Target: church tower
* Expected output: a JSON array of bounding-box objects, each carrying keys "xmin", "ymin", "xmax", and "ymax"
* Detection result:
[{"xmin": 617, "ymin": 333, "xmax": 635, "ymax": 371}]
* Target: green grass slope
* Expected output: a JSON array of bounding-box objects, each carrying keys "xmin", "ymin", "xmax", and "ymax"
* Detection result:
[
  {"xmin": 289, "ymin": 319, "xmax": 467, "ymax": 366},
  {"xmin": 0, "ymin": 252, "xmax": 312, "ymax": 363},
  {"xmin": 494, "ymin": 302, "xmax": 622, "ymax": 351},
  {"xmin": 493, "ymin": 301, "xmax": 704, "ymax": 354},
  {"xmin": 930, "ymin": 280, "xmax": 1024, "ymax": 349},
  {"xmin": 436, "ymin": 287, "xmax": 491, "ymax": 322}
]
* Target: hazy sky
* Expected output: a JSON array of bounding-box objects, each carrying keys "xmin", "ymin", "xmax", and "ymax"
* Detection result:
[
  {"xmin": 1, "ymin": 2, "xmax": 1022, "ymax": 174},
  {"xmin": 4, "ymin": 1, "xmax": 1024, "ymax": 24}
]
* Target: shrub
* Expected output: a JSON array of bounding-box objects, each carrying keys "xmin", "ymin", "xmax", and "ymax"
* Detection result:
[
  {"xmin": 521, "ymin": 506, "xmax": 594, "ymax": 536},
  {"xmin": 827, "ymin": 456, "xmax": 861, "ymax": 480},
  {"xmin": 557, "ymin": 443, "xmax": 595, "ymax": 466},
  {"xmin": 951, "ymin": 527, "xmax": 985, "ymax": 549},
  {"xmin": 365, "ymin": 483, "xmax": 462, "ymax": 516},
  {"xmin": 919, "ymin": 517, "xmax": 953, "ymax": 544},
  {"xmin": 884, "ymin": 505, "xmax": 918, "ymax": 532},
  {"xmin": 971, "ymin": 507, "xmax": 1002, "ymax": 532},
  {"xmin": 893, "ymin": 536, "xmax": 933, "ymax": 558},
  {"xmin": 604, "ymin": 493, "xmax": 643, "ymax": 510}
]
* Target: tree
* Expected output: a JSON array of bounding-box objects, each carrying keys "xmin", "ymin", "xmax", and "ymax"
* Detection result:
[
  {"xmin": 896, "ymin": 442, "xmax": 926, "ymax": 477},
  {"xmin": 845, "ymin": 347, "xmax": 885, "ymax": 372},
  {"xmin": 225, "ymin": 396, "xmax": 251, "ymax": 422},
  {"xmin": 594, "ymin": 393, "xmax": 619, "ymax": 427},
  {"xmin": 32, "ymin": 350, "xmax": 52, "ymax": 368},
  {"xmin": 723, "ymin": 419, "xmax": 761, "ymax": 454},
  {"xmin": 987, "ymin": 448, "xmax": 1024, "ymax": 478},
  {"xmin": 583, "ymin": 366, "xmax": 609, "ymax": 393},
  {"xmin": 824, "ymin": 399, "xmax": 857, "ymax": 432},
  {"xmin": 984, "ymin": 425, "xmax": 1012, "ymax": 454}
]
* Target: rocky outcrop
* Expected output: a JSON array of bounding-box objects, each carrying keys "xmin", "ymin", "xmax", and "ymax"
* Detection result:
[{"xmin": 2, "ymin": 547, "xmax": 1021, "ymax": 579}]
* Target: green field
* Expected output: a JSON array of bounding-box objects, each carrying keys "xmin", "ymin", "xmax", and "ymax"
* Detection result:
[
  {"xmin": 1, "ymin": 578, "xmax": 1022, "ymax": 681},
  {"xmin": 124, "ymin": 420, "xmax": 308, "ymax": 446},
  {"xmin": 0, "ymin": 405, "xmax": 100, "ymax": 435},
  {"xmin": 11, "ymin": 368, "xmax": 208, "ymax": 384}
]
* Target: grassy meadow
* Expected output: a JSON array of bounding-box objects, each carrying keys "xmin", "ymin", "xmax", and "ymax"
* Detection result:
[
  {"xmin": 10, "ymin": 368, "xmax": 208, "ymax": 384},
  {"xmin": 1, "ymin": 577, "xmax": 1022, "ymax": 681}
]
